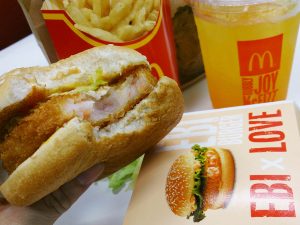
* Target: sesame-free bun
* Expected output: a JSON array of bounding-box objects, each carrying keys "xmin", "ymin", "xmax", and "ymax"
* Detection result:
[
  {"xmin": 165, "ymin": 148, "xmax": 235, "ymax": 217},
  {"xmin": 0, "ymin": 46, "xmax": 184, "ymax": 206}
]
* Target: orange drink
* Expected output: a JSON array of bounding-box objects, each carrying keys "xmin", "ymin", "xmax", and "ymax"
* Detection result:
[{"xmin": 192, "ymin": 0, "xmax": 300, "ymax": 108}]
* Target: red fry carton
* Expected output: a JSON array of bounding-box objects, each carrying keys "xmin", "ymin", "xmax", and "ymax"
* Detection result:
[
  {"xmin": 41, "ymin": 0, "xmax": 179, "ymax": 82},
  {"xmin": 124, "ymin": 101, "xmax": 300, "ymax": 225}
]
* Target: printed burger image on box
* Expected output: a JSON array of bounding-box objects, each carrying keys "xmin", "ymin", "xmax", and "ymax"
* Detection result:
[{"xmin": 123, "ymin": 101, "xmax": 300, "ymax": 225}]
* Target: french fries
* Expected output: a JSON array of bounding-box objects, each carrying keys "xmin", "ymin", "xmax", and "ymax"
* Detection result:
[
  {"xmin": 61, "ymin": 0, "xmax": 160, "ymax": 42},
  {"xmin": 66, "ymin": 3, "xmax": 92, "ymax": 26},
  {"xmin": 75, "ymin": 24, "xmax": 122, "ymax": 42}
]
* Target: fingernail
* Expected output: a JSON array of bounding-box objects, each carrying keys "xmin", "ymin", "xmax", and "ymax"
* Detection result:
[{"xmin": 77, "ymin": 164, "xmax": 105, "ymax": 186}]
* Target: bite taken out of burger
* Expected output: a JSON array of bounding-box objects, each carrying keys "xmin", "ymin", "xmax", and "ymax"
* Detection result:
[
  {"xmin": 0, "ymin": 45, "xmax": 184, "ymax": 206},
  {"xmin": 165, "ymin": 145, "xmax": 235, "ymax": 222}
]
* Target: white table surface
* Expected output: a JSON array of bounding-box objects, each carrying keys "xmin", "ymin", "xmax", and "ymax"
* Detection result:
[{"xmin": 0, "ymin": 33, "xmax": 299, "ymax": 225}]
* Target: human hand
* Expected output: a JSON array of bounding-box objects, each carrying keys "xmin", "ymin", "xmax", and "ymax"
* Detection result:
[{"xmin": 0, "ymin": 164, "xmax": 104, "ymax": 225}]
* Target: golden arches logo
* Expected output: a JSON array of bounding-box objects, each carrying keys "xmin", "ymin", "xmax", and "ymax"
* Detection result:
[
  {"xmin": 151, "ymin": 63, "xmax": 164, "ymax": 78},
  {"xmin": 248, "ymin": 51, "xmax": 274, "ymax": 72}
]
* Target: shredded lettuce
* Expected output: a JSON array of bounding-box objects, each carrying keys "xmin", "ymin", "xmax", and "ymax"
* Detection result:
[
  {"xmin": 50, "ymin": 67, "xmax": 108, "ymax": 94},
  {"xmin": 192, "ymin": 195, "xmax": 206, "ymax": 222},
  {"xmin": 192, "ymin": 145, "xmax": 207, "ymax": 197},
  {"xmin": 72, "ymin": 67, "xmax": 108, "ymax": 93},
  {"xmin": 92, "ymin": 67, "xmax": 108, "ymax": 86},
  {"xmin": 189, "ymin": 144, "xmax": 208, "ymax": 222},
  {"xmin": 108, "ymin": 156, "xmax": 144, "ymax": 194}
]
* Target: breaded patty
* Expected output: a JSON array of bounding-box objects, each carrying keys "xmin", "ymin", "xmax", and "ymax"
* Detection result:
[
  {"xmin": 0, "ymin": 68, "xmax": 156, "ymax": 173},
  {"xmin": 0, "ymin": 95, "xmax": 76, "ymax": 173}
]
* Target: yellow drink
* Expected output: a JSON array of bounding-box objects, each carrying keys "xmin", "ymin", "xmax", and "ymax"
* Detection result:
[{"xmin": 193, "ymin": 0, "xmax": 300, "ymax": 108}]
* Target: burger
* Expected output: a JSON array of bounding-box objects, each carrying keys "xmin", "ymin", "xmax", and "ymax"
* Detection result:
[
  {"xmin": 0, "ymin": 45, "xmax": 184, "ymax": 206},
  {"xmin": 165, "ymin": 145, "xmax": 235, "ymax": 222}
]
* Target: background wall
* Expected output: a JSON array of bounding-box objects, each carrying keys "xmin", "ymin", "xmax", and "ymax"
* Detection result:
[{"xmin": 0, "ymin": 0, "xmax": 32, "ymax": 50}]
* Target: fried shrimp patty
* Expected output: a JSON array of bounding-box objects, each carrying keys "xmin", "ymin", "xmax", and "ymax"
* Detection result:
[{"xmin": 0, "ymin": 67, "xmax": 156, "ymax": 173}]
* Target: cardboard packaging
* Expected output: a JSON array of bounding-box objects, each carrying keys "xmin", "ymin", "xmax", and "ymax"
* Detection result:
[
  {"xmin": 18, "ymin": 0, "xmax": 207, "ymax": 87},
  {"xmin": 124, "ymin": 101, "xmax": 300, "ymax": 225},
  {"xmin": 171, "ymin": 0, "xmax": 205, "ymax": 88},
  {"xmin": 18, "ymin": 0, "xmax": 58, "ymax": 63},
  {"xmin": 40, "ymin": 0, "xmax": 179, "ymax": 82}
]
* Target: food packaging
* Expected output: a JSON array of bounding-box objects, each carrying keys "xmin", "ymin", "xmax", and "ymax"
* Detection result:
[
  {"xmin": 18, "ymin": 0, "xmax": 58, "ymax": 63},
  {"xmin": 123, "ymin": 101, "xmax": 300, "ymax": 225},
  {"xmin": 18, "ymin": 0, "xmax": 206, "ymax": 87},
  {"xmin": 39, "ymin": 0, "xmax": 179, "ymax": 82},
  {"xmin": 171, "ymin": 0, "xmax": 205, "ymax": 88}
]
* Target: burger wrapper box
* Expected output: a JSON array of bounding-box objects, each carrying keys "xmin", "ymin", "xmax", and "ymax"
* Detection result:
[
  {"xmin": 32, "ymin": 0, "xmax": 179, "ymax": 83},
  {"xmin": 123, "ymin": 101, "xmax": 300, "ymax": 225}
]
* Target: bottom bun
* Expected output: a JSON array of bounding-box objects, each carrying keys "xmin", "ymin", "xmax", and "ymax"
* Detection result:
[{"xmin": 0, "ymin": 76, "xmax": 184, "ymax": 206}]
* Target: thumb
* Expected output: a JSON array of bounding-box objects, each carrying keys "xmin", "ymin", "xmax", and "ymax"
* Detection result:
[{"xmin": 33, "ymin": 164, "xmax": 105, "ymax": 218}]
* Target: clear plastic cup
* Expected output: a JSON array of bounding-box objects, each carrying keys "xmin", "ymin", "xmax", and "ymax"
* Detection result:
[{"xmin": 192, "ymin": 0, "xmax": 300, "ymax": 108}]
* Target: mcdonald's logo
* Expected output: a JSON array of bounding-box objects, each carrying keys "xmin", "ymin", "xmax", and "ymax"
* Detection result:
[
  {"xmin": 238, "ymin": 34, "xmax": 282, "ymax": 76},
  {"xmin": 248, "ymin": 51, "xmax": 274, "ymax": 72}
]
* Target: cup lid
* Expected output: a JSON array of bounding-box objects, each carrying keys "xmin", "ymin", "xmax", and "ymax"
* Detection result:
[
  {"xmin": 192, "ymin": 0, "xmax": 298, "ymax": 6},
  {"xmin": 192, "ymin": 0, "xmax": 300, "ymax": 24}
]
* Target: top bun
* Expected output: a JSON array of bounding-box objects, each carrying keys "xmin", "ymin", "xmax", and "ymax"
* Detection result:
[{"xmin": 165, "ymin": 152, "xmax": 195, "ymax": 216}]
